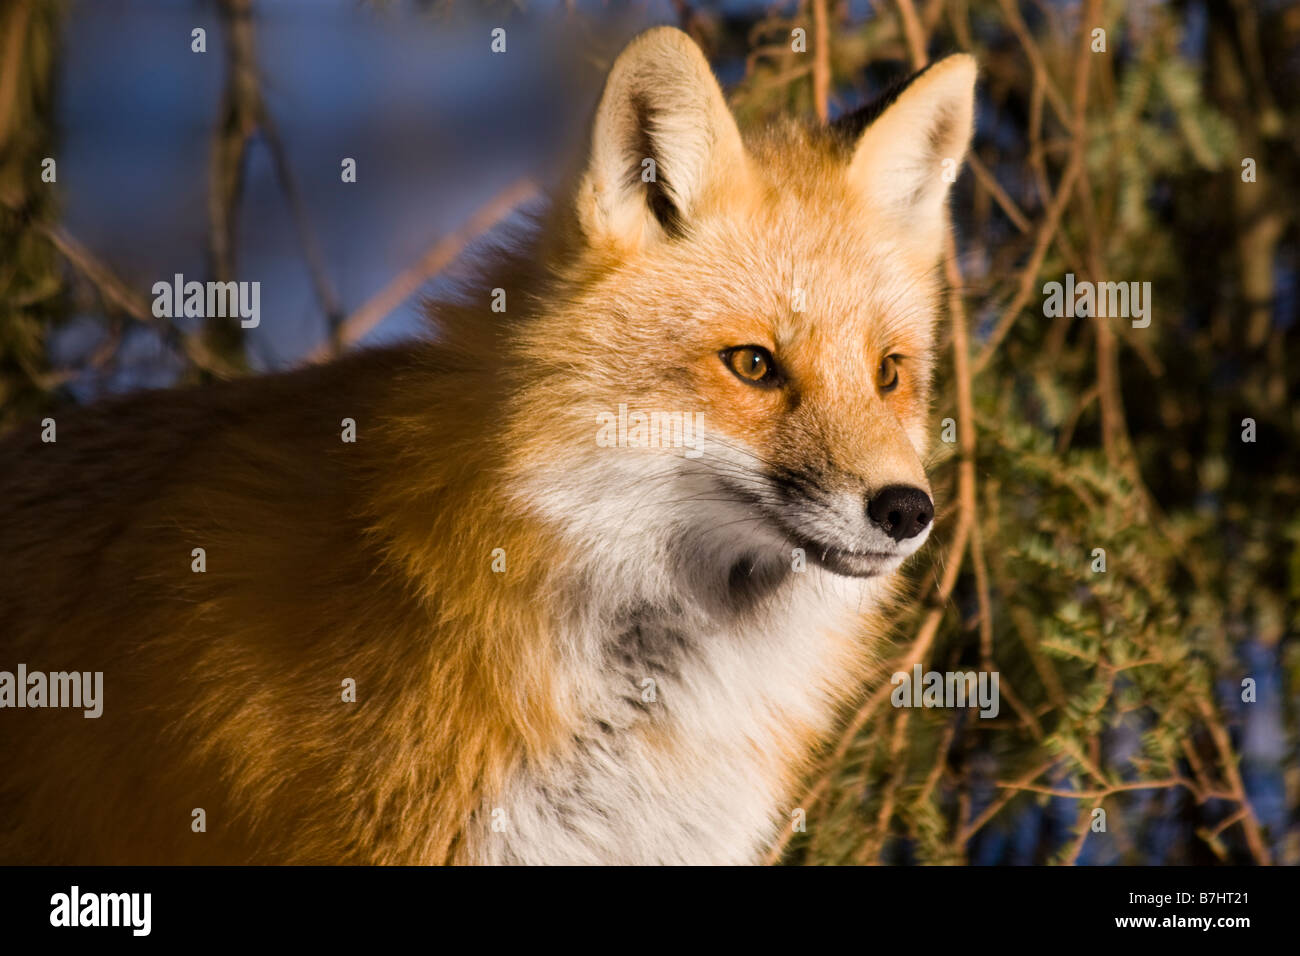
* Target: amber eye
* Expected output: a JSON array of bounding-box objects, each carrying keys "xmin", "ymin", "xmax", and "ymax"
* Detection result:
[
  {"xmin": 877, "ymin": 354, "xmax": 902, "ymax": 393},
  {"xmin": 721, "ymin": 346, "xmax": 780, "ymax": 387}
]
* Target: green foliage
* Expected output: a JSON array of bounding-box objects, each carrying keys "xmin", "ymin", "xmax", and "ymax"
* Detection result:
[{"xmin": 0, "ymin": 0, "xmax": 65, "ymax": 428}]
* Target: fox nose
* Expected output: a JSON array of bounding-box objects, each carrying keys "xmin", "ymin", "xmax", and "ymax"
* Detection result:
[{"xmin": 867, "ymin": 485, "xmax": 934, "ymax": 542}]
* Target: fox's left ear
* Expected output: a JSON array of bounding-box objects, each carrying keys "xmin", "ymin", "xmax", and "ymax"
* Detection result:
[
  {"xmin": 575, "ymin": 27, "xmax": 750, "ymax": 250},
  {"xmin": 838, "ymin": 54, "xmax": 977, "ymax": 254}
]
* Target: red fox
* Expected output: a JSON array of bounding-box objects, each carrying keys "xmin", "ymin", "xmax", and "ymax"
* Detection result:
[{"xmin": 0, "ymin": 27, "xmax": 975, "ymax": 864}]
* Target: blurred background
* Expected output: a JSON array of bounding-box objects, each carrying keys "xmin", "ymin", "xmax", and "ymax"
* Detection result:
[{"xmin": 1, "ymin": 0, "xmax": 1296, "ymax": 864}]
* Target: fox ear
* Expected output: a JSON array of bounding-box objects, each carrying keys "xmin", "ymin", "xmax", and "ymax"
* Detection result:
[
  {"xmin": 839, "ymin": 54, "xmax": 977, "ymax": 253},
  {"xmin": 575, "ymin": 27, "xmax": 748, "ymax": 249}
]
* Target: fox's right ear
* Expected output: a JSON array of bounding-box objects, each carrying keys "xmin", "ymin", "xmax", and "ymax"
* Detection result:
[
  {"xmin": 575, "ymin": 27, "xmax": 749, "ymax": 250},
  {"xmin": 837, "ymin": 54, "xmax": 977, "ymax": 256}
]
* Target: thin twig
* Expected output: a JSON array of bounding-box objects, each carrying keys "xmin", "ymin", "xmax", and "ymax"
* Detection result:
[
  {"xmin": 305, "ymin": 177, "xmax": 538, "ymax": 363},
  {"xmin": 811, "ymin": 0, "xmax": 831, "ymax": 123},
  {"xmin": 0, "ymin": 0, "xmax": 31, "ymax": 155},
  {"xmin": 38, "ymin": 222, "xmax": 232, "ymax": 377}
]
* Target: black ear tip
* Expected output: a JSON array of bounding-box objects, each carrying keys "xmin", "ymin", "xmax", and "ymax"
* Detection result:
[
  {"xmin": 828, "ymin": 54, "xmax": 975, "ymax": 142},
  {"xmin": 829, "ymin": 60, "xmax": 935, "ymax": 140}
]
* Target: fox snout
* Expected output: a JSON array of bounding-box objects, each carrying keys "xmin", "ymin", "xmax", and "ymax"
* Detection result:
[{"xmin": 725, "ymin": 454, "xmax": 933, "ymax": 580}]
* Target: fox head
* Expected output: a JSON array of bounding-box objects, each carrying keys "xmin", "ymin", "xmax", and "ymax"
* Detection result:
[{"xmin": 506, "ymin": 27, "xmax": 976, "ymax": 601}]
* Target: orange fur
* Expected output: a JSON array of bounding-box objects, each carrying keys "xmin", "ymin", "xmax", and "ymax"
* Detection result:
[{"xmin": 0, "ymin": 28, "xmax": 976, "ymax": 864}]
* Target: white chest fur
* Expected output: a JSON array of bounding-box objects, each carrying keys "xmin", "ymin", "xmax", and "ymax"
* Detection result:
[{"xmin": 475, "ymin": 565, "xmax": 881, "ymax": 864}]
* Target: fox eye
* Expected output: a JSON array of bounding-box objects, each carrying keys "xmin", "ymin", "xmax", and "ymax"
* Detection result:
[
  {"xmin": 877, "ymin": 354, "xmax": 902, "ymax": 393},
  {"xmin": 721, "ymin": 346, "xmax": 780, "ymax": 387}
]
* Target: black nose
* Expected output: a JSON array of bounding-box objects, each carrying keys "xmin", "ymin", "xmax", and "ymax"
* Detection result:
[{"xmin": 866, "ymin": 485, "xmax": 934, "ymax": 542}]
